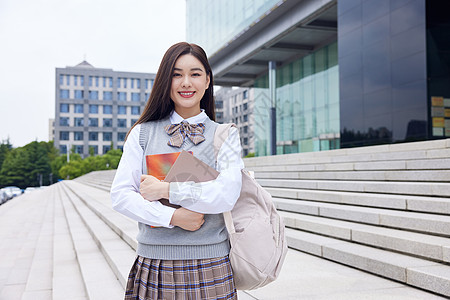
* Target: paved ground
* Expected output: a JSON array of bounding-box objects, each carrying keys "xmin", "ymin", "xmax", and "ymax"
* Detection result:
[
  {"xmin": 0, "ymin": 190, "xmax": 448, "ymax": 300},
  {"xmin": 238, "ymin": 250, "xmax": 447, "ymax": 300}
]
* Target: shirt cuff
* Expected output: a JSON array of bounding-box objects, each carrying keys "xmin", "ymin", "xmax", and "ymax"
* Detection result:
[{"xmin": 159, "ymin": 204, "xmax": 177, "ymax": 228}]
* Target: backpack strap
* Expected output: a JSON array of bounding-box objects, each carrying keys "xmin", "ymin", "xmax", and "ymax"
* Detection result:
[
  {"xmin": 213, "ymin": 123, "xmax": 236, "ymax": 159},
  {"xmin": 213, "ymin": 123, "xmax": 238, "ymax": 235}
]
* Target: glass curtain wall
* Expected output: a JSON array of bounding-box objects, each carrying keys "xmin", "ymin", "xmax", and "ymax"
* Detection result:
[
  {"xmin": 186, "ymin": 0, "xmax": 281, "ymax": 56},
  {"xmin": 254, "ymin": 42, "xmax": 339, "ymax": 156}
]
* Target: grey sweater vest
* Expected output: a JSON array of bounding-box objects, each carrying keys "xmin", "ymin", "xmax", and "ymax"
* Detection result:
[{"xmin": 137, "ymin": 116, "xmax": 229, "ymax": 259}]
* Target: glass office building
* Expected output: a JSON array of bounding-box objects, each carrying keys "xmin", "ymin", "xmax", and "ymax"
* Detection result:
[{"xmin": 187, "ymin": 0, "xmax": 450, "ymax": 156}]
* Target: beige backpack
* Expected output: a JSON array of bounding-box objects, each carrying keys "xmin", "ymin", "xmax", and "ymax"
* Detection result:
[{"xmin": 214, "ymin": 123, "xmax": 288, "ymax": 290}]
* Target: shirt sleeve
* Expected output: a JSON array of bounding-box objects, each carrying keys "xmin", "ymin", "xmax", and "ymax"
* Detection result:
[
  {"xmin": 168, "ymin": 126, "xmax": 244, "ymax": 214},
  {"xmin": 110, "ymin": 124, "xmax": 176, "ymax": 227}
]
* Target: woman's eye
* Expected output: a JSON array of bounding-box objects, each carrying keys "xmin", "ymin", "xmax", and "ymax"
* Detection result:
[
  {"xmin": 173, "ymin": 73, "xmax": 181, "ymax": 77},
  {"xmin": 192, "ymin": 73, "xmax": 201, "ymax": 77}
]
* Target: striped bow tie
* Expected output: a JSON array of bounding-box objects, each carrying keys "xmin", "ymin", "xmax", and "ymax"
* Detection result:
[{"xmin": 164, "ymin": 121, "xmax": 206, "ymax": 147}]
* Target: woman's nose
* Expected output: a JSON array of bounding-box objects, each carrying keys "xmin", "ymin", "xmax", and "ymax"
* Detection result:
[{"xmin": 181, "ymin": 76, "xmax": 191, "ymax": 88}]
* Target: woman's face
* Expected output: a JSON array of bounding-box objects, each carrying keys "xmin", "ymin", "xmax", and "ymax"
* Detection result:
[{"xmin": 170, "ymin": 54, "xmax": 210, "ymax": 119}]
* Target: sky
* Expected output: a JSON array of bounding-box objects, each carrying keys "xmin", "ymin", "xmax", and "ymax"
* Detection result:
[{"xmin": 0, "ymin": 0, "xmax": 186, "ymax": 147}]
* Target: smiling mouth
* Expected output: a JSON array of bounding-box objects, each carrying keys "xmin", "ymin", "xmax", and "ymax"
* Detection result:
[{"xmin": 179, "ymin": 91, "xmax": 195, "ymax": 98}]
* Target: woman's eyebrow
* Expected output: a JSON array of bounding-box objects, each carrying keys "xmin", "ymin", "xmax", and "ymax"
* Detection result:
[{"xmin": 173, "ymin": 67, "xmax": 204, "ymax": 72}]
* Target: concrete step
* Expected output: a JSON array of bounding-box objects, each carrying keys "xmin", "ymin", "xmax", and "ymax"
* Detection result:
[
  {"xmin": 52, "ymin": 183, "xmax": 87, "ymax": 300},
  {"xmin": 61, "ymin": 182, "xmax": 135, "ymax": 289},
  {"xmin": 248, "ymin": 158, "xmax": 450, "ymax": 172},
  {"xmin": 0, "ymin": 191, "xmax": 50, "ymax": 300},
  {"xmin": 255, "ymin": 169, "xmax": 450, "ymax": 182},
  {"xmin": 258, "ymin": 178, "xmax": 450, "ymax": 197},
  {"xmin": 244, "ymin": 139, "xmax": 450, "ymax": 167},
  {"xmin": 59, "ymin": 183, "xmax": 124, "ymax": 299},
  {"xmin": 64, "ymin": 180, "xmax": 138, "ymax": 251},
  {"xmin": 280, "ymin": 211, "xmax": 450, "ymax": 263},
  {"xmin": 275, "ymin": 198, "xmax": 450, "ymax": 237},
  {"xmin": 267, "ymin": 187, "xmax": 450, "ymax": 215},
  {"xmin": 286, "ymin": 228, "xmax": 450, "ymax": 297},
  {"xmin": 22, "ymin": 186, "xmax": 55, "ymax": 300},
  {"xmin": 73, "ymin": 179, "xmax": 111, "ymax": 192}
]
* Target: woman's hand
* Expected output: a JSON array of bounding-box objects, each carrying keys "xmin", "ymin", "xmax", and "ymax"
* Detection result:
[
  {"xmin": 140, "ymin": 175, "xmax": 170, "ymax": 201},
  {"xmin": 170, "ymin": 207, "xmax": 205, "ymax": 231}
]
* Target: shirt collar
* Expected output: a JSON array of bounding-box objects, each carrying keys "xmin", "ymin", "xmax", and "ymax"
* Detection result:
[{"xmin": 169, "ymin": 109, "xmax": 207, "ymax": 124}]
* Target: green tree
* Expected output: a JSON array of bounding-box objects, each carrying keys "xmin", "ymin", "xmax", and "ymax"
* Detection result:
[{"xmin": 0, "ymin": 138, "xmax": 12, "ymax": 171}]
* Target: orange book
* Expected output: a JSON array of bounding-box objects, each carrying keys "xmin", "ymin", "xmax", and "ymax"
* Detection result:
[{"xmin": 145, "ymin": 152, "xmax": 183, "ymax": 180}]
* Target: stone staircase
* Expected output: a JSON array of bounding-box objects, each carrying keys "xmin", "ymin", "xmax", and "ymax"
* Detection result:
[
  {"xmin": 245, "ymin": 138, "xmax": 450, "ymax": 297},
  {"xmin": 0, "ymin": 138, "xmax": 449, "ymax": 299}
]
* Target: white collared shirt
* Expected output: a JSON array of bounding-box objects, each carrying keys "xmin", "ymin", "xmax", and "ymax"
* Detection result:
[{"xmin": 110, "ymin": 110, "xmax": 244, "ymax": 228}]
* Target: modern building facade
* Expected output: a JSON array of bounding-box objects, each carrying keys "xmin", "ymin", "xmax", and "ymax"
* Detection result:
[
  {"xmin": 214, "ymin": 87, "xmax": 255, "ymax": 156},
  {"xmin": 54, "ymin": 61, "xmax": 155, "ymax": 157},
  {"xmin": 186, "ymin": 0, "xmax": 450, "ymax": 156}
]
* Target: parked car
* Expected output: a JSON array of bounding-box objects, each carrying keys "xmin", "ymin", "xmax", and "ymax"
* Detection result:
[
  {"xmin": 2, "ymin": 186, "xmax": 22, "ymax": 198},
  {"xmin": 1, "ymin": 188, "xmax": 13, "ymax": 202},
  {"xmin": 0, "ymin": 190, "xmax": 7, "ymax": 204},
  {"xmin": 24, "ymin": 187, "xmax": 38, "ymax": 193}
]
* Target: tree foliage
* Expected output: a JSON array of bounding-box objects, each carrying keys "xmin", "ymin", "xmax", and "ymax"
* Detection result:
[{"xmin": 0, "ymin": 140, "xmax": 122, "ymax": 188}]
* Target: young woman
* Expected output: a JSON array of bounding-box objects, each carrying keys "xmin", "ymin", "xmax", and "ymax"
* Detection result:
[{"xmin": 111, "ymin": 42, "xmax": 244, "ymax": 299}]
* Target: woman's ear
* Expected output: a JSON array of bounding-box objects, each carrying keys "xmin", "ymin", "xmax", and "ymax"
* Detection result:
[{"xmin": 205, "ymin": 74, "xmax": 211, "ymax": 90}]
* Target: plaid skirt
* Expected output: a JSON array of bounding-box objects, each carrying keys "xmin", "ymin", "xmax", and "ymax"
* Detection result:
[{"xmin": 125, "ymin": 255, "xmax": 237, "ymax": 300}]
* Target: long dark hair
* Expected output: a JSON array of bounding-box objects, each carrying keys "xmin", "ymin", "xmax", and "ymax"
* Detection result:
[{"xmin": 127, "ymin": 42, "xmax": 215, "ymax": 139}]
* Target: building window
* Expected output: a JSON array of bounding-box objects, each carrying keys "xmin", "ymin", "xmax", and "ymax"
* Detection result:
[
  {"xmin": 89, "ymin": 145, "xmax": 98, "ymax": 155},
  {"xmin": 103, "ymin": 145, "xmax": 111, "ymax": 153},
  {"xmin": 66, "ymin": 75, "xmax": 70, "ymax": 85},
  {"xmin": 74, "ymin": 118, "xmax": 84, "ymax": 127},
  {"xmin": 145, "ymin": 93, "xmax": 150, "ymax": 100},
  {"xmin": 116, "ymin": 77, "xmax": 121, "ymax": 88},
  {"xmin": 60, "ymin": 103, "xmax": 69, "ymax": 113},
  {"xmin": 103, "ymin": 77, "xmax": 107, "ymax": 87},
  {"xmin": 74, "ymin": 104, "xmax": 83, "ymax": 113},
  {"xmin": 243, "ymin": 103, "xmax": 248, "ymax": 111},
  {"xmin": 74, "ymin": 132, "xmax": 84, "ymax": 140},
  {"xmin": 59, "ymin": 131, "xmax": 69, "ymax": 140},
  {"xmin": 117, "ymin": 132, "xmax": 126, "ymax": 141},
  {"xmin": 243, "ymin": 114, "xmax": 248, "ymax": 122},
  {"xmin": 145, "ymin": 79, "xmax": 153, "ymax": 89},
  {"xmin": 59, "ymin": 145, "xmax": 67, "ymax": 154},
  {"xmin": 60, "ymin": 89, "xmax": 69, "ymax": 99},
  {"xmin": 131, "ymin": 106, "xmax": 140, "ymax": 115},
  {"xmin": 103, "ymin": 105, "xmax": 112, "ymax": 114},
  {"xmin": 103, "ymin": 132, "xmax": 112, "ymax": 141},
  {"xmin": 80, "ymin": 76, "xmax": 84, "ymax": 86},
  {"xmin": 244, "ymin": 126, "xmax": 248, "ymax": 134},
  {"xmin": 59, "ymin": 75, "xmax": 64, "ymax": 85},
  {"xmin": 118, "ymin": 92, "xmax": 127, "ymax": 101},
  {"xmin": 131, "ymin": 93, "xmax": 140, "ymax": 102},
  {"xmin": 243, "ymin": 90, "xmax": 248, "ymax": 99},
  {"xmin": 74, "ymin": 145, "xmax": 83, "ymax": 154},
  {"xmin": 123, "ymin": 78, "xmax": 127, "ymax": 88},
  {"xmin": 216, "ymin": 112, "xmax": 223, "ymax": 119},
  {"xmin": 89, "ymin": 91, "xmax": 98, "ymax": 100},
  {"xmin": 103, "ymin": 118, "xmax": 112, "ymax": 127},
  {"xmin": 89, "ymin": 104, "xmax": 99, "ymax": 114},
  {"xmin": 216, "ymin": 101, "xmax": 223, "ymax": 109},
  {"xmin": 103, "ymin": 91, "xmax": 112, "ymax": 100},
  {"xmin": 89, "ymin": 76, "xmax": 93, "ymax": 87},
  {"xmin": 136, "ymin": 79, "xmax": 141, "ymax": 89},
  {"xmin": 59, "ymin": 117, "xmax": 69, "ymax": 126},
  {"xmin": 74, "ymin": 90, "xmax": 84, "ymax": 99},
  {"xmin": 88, "ymin": 118, "xmax": 98, "ymax": 127},
  {"xmin": 131, "ymin": 119, "xmax": 138, "ymax": 125},
  {"xmin": 118, "ymin": 106, "xmax": 127, "ymax": 114},
  {"xmin": 95, "ymin": 76, "xmax": 99, "ymax": 87},
  {"xmin": 118, "ymin": 119, "xmax": 127, "ymax": 128},
  {"xmin": 109, "ymin": 77, "xmax": 113, "ymax": 87},
  {"xmin": 88, "ymin": 132, "xmax": 98, "ymax": 141},
  {"xmin": 117, "ymin": 146, "xmax": 123, "ymax": 151},
  {"xmin": 74, "ymin": 76, "xmax": 78, "ymax": 86},
  {"xmin": 131, "ymin": 78, "xmax": 134, "ymax": 89},
  {"xmin": 243, "ymin": 137, "xmax": 248, "ymax": 145}
]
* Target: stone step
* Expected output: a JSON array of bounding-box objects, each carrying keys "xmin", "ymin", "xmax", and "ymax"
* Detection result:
[
  {"xmin": 59, "ymin": 183, "xmax": 124, "ymax": 299},
  {"xmin": 248, "ymin": 158, "xmax": 450, "ymax": 172},
  {"xmin": 52, "ymin": 183, "xmax": 87, "ymax": 299},
  {"xmin": 64, "ymin": 180, "xmax": 138, "ymax": 251},
  {"xmin": 74, "ymin": 179, "xmax": 111, "ymax": 192},
  {"xmin": 267, "ymin": 187, "xmax": 450, "ymax": 215},
  {"xmin": 0, "ymin": 192, "xmax": 50, "ymax": 300},
  {"xmin": 275, "ymin": 198, "xmax": 450, "ymax": 237},
  {"xmin": 255, "ymin": 169, "xmax": 450, "ymax": 182},
  {"xmin": 258, "ymin": 178, "xmax": 450, "ymax": 197},
  {"xmin": 22, "ymin": 186, "xmax": 55, "ymax": 300},
  {"xmin": 286, "ymin": 228, "xmax": 450, "ymax": 297},
  {"xmin": 244, "ymin": 139, "xmax": 450, "ymax": 167},
  {"xmin": 280, "ymin": 211, "xmax": 450, "ymax": 263},
  {"xmin": 61, "ymin": 182, "xmax": 135, "ymax": 289}
]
